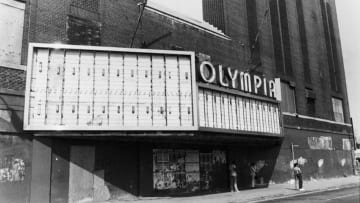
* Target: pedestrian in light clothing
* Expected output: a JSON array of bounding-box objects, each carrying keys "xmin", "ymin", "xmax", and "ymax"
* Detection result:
[
  {"xmin": 229, "ymin": 161, "xmax": 239, "ymax": 192},
  {"xmin": 293, "ymin": 163, "xmax": 304, "ymax": 191},
  {"xmin": 250, "ymin": 162, "xmax": 257, "ymax": 188}
]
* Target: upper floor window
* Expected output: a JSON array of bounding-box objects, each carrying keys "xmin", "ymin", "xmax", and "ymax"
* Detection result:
[
  {"xmin": 332, "ymin": 97, "xmax": 344, "ymax": 123},
  {"xmin": 148, "ymin": 0, "xmax": 226, "ymax": 35},
  {"xmin": 305, "ymin": 89, "xmax": 316, "ymax": 117},
  {"xmin": 67, "ymin": 15, "xmax": 101, "ymax": 46},
  {"xmin": 280, "ymin": 82, "xmax": 296, "ymax": 113}
]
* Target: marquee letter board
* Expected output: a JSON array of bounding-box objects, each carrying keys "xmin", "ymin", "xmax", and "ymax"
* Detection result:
[{"xmin": 24, "ymin": 43, "xmax": 198, "ymax": 131}]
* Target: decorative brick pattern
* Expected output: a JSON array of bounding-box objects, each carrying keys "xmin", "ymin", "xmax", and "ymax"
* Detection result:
[
  {"xmin": 71, "ymin": 0, "xmax": 98, "ymax": 13},
  {"xmin": 0, "ymin": 67, "xmax": 26, "ymax": 92}
]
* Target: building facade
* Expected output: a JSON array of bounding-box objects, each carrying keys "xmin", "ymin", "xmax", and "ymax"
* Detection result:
[{"xmin": 0, "ymin": 0, "xmax": 355, "ymax": 202}]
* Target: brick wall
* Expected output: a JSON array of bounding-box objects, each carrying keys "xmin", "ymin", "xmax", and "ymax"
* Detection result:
[{"xmin": 23, "ymin": 0, "xmax": 351, "ymax": 125}]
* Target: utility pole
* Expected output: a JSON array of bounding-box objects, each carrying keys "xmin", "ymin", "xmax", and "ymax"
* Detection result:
[{"xmin": 290, "ymin": 143, "xmax": 299, "ymax": 165}]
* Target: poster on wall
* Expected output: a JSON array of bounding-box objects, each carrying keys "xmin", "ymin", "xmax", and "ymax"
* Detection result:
[{"xmin": 24, "ymin": 43, "xmax": 198, "ymax": 131}]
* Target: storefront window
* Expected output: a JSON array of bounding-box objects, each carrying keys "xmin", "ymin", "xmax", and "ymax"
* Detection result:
[{"xmin": 153, "ymin": 149, "xmax": 226, "ymax": 193}]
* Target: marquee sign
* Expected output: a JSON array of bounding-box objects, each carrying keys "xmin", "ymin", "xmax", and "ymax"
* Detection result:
[
  {"xmin": 197, "ymin": 61, "xmax": 282, "ymax": 135},
  {"xmin": 24, "ymin": 43, "xmax": 198, "ymax": 131},
  {"xmin": 198, "ymin": 61, "xmax": 281, "ymax": 100},
  {"xmin": 198, "ymin": 88, "xmax": 281, "ymax": 134}
]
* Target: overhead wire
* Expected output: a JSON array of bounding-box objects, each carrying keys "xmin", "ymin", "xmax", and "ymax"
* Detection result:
[{"xmin": 130, "ymin": 0, "xmax": 148, "ymax": 48}]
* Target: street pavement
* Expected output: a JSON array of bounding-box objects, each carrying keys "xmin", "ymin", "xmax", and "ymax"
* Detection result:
[
  {"xmin": 262, "ymin": 186, "xmax": 359, "ymax": 203},
  {"xmin": 102, "ymin": 176, "xmax": 360, "ymax": 203}
]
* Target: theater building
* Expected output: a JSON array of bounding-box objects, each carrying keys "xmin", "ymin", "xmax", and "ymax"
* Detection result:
[{"xmin": 0, "ymin": 0, "xmax": 355, "ymax": 203}]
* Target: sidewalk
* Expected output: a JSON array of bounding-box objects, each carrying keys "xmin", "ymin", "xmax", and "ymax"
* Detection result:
[{"xmin": 103, "ymin": 176, "xmax": 360, "ymax": 203}]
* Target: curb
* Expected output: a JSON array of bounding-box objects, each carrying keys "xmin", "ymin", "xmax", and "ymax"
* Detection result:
[{"xmin": 244, "ymin": 183, "xmax": 360, "ymax": 203}]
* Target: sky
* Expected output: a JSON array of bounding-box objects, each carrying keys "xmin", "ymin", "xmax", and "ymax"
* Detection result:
[
  {"xmin": 149, "ymin": 0, "xmax": 360, "ymax": 142},
  {"xmin": 336, "ymin": 1, "xmax": 360, "ymax": 143},
  {"xmin": 149, "ymin": 0, "xmax": 203, "ymax": 21}
]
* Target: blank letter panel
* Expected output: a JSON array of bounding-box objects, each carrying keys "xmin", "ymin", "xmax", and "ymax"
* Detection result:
[
  {"xmin": 30, "ymin": 49, "xmax": 49, "ymax": 126},
  {"xmin": 138, "ymin": 55, "xmax": 152, "ymax": 127},
  {"xmin": 94, "ymin": 52, "xmax": 109, "ymax": 126},
  {"xmin": 198, "ymin": 89, "xmax": 205, "ymax": 127},
  {"xmin": 152, "ymin": 55, "xmax": 166, "ymax": 127},
  {"xmin": 123, "ymin": 54, "xmax": 138, "ymax": 127},
  {"xmin": 109, "ymin": 53, "xmax": 123, "ymax": 126},
  {"xmin": 179, "ymin": 57, "xmax": 193, "ymax": 127},
  {"xmin": 205, "ymin": 91, "xmax": 213, "ymax": 128},
  {"xmin": 165, "ymin": 56, "xmax": 180, "ymax": 127},
  {"xmin": 78, "ymin": 52, "xmax": 94, "ymax": 126},
  {"xmin": 63, "ymin": 51, "xmax": 80, "ymax": 126},
  {"xmin": 46, "ymin": 50, "xmax": 64, "ymax": 125}
]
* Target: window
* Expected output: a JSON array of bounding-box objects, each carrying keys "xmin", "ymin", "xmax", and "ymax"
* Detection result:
[
  {"xmin": 67, "ymin": 15, "xmax": 101, "ymax": 45},
  {"xmin": 306, "ymin": 98, "xmax": 315, "ymax": 117},
  {"xmin": 147, "ymin": 0, "xmax": 226, "ymax": 34},
  {"xmin": 332, "ymin": 97, "xmax": 344, "ymax": 123},
  {"xmin": 342, "ymin": 139, "xmax": 352, "ymax": 151},
  {"xmin": 153, "ymin": 149, "xmax": 227, "ymax": 192},
  {"xmin": 305, "ymin": 89, "xmax": 316, "ymax": 117},
  {"xmin": 308, "ymin": 136, "xmax": 333, "ymax": 150},
  {"xmin": 280, "ymin": 82, "xmax": 296, "ymax": 113}
]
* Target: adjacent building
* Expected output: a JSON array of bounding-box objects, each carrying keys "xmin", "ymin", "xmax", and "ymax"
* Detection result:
[{"xmin": 0, "ymin": 0, "xmax": 355, "ymax": 202}]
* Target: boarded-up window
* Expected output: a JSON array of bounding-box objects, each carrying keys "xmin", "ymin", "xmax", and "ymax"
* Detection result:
[
  {"xmin": 306, "ymin": 98, "xmax": 315, "ymax": 117},
  {"xmin": 308, "ymin": 136, "xmax": 332, "ymax": 150},
  {"xmin": 71, "ymin": 0, "xmax": 99, "ymax": 13},
  {"xmin": 67, "ymin": 15, "xmax": 101, "ymax": 46},
  {"xmin": 0, "ymin": 0, "xmax": 25, "ymax": 66},
  {"xmin": 332, "ymin": 97, "xmax": 344, "ymax": 123},
  {"xmin": 305, "ymin": 89, "xmax": 316, "ymax": 117},
  {"xmin": 153, "ymin": 149, "xmax": 227, "ymax": 193},
  {"xmin": 342, "ymin": 139, "xmax": 352, "ymax": 151},
  {"xmin": 153, "ymin": 149, "xmax": 200, "ymax": 192},
  {"xmin": 280, "ymin": 82, "xmax": 296, "ymax": 113}
]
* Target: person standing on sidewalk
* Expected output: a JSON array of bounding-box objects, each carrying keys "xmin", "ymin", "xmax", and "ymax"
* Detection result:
[
  {"xmin": 250, "ymin": 162, "xmax": 257, "ymax": 188},
  {"xmin": 293, "ymin": 163, "xmax": 304, "ymax": 191},
  {"xmin": 229, "ymin": 161, "xmax": 239, "ymax": 192}
]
